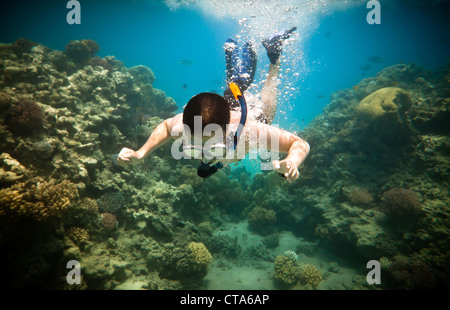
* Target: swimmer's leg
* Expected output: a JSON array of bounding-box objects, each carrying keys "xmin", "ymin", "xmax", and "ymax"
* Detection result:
[
  {"xmin": 260, "ymin": 27, "xmax": 296, "ymax": 124},
  {"xmin": 260, "ymin": 62, "xmax": 280, "ymax": 125},
  {"xmin": 224, "ymin": 38, "xmax": 238, "ymax": 83},
  {"xmin": 224, "ymin": 40, "xmax": 257, "ymax": 106},
  {"xmin": 240, "ymin": 41, "xmax": 257, "ymax": 91}
]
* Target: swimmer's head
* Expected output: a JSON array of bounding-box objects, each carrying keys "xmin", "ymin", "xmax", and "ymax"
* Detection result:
[{"xmin": 183, "ymin": 92, "xmax": 230, "ymax": 136}]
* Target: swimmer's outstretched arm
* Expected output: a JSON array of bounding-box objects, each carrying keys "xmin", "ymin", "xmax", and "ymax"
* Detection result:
[
  {"xmin": 254, "ymin": 121, "xmax": 310, "ymax": 182},
  {"xmin": 117, "ymin": 114, "xmax": 182, "ymax": 165}
]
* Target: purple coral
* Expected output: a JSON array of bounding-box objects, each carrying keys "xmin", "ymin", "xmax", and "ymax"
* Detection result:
[
  {"xmin": 380, "ymin": 187, "xmax": 422, "ymax": 218},
  {"xmin": 97, "ymin": 191, "xmax": 125, "ymax": 214},
  {"xmin": 100, "ymin": 212, "xmax": 117, "ymax": 232},
  {"xmin": 65, "ymin": 39, "xmax": 100, "ymax": 63},
  {"xmin": 6, "ymin": 100, "xmax": 44, "ymax": 134}
]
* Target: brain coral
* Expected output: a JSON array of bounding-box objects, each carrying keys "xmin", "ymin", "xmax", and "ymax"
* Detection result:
[
  {"xmin": 6, "ymin": 100, "xmax": 44, "ymax": 134},
  {"xmin": 299, "ymin": 264, "xmax": 322, "ymax": 289},
  {"xmin": 355, "ymin": 87, "xmax": 412, "ymax": 119},
  {"xmin": 274, "ymin": 253, "xmax": 300, "ymax": 286},
  {"xmin": 0, "ymin": 178, "xmax": 79, "ymax": 221}
]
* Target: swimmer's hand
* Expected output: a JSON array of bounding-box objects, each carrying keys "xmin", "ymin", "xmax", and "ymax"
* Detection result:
[
  {"xmin": 117, "ymin": 147, "xmax": 141, "ymax": 166},
  {"xmin": 272, "ymin": 159, "xmax": 299, "ymax": 183}
]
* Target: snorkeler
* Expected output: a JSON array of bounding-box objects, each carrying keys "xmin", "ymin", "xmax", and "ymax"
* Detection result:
[{"xmin": 117, "ymin": 27, "xmax": 310, "ymax": 183}]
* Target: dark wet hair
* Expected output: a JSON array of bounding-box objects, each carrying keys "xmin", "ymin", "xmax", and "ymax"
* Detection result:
[{"xmin": 183, "ymin": 92, "xmax": 230, "ymax": 134}]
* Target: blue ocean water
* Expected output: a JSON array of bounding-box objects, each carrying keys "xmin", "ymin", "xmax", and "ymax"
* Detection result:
[{"xmin": 1, "ymin": 0, "xmax": 448, "ymax": 129}]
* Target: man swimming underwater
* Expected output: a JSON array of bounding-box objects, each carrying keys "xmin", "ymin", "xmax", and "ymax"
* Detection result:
[{"xmin": 117, "ymin": 27, "xmax": 310, "ymax": 183}]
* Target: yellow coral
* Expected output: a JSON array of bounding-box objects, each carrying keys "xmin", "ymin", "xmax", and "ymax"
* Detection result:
[
  {"xmin": 187, "ymin": 242, "xmax": 212, "ymax": 271},
  {"xmin": 274, "ymin": 254, "xmax": 300, "ymax": 285},
  {"xmin": 379, "ymin": 256, "xmax": 392, "ymax": 269},
  {"xmin": 355, "ymin": 87, "xmax": 412, "ymax": 119},
  {"xmin": 0, "ymin": 178, "xmax": 79, "ymax": 221},
  {"xmin": 299, "ymin": 264, "xmax": 322, "ymax": 289},
  {"xmin": 67, "ymin": 227, "xmax": 89, "ymax": 245}
]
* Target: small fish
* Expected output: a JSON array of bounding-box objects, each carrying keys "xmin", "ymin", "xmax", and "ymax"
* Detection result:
[
  {"xmin": 323, "ymin": 32, "xmax": 332, "ymax": 38},
  {"xmin": 367, "ymin": 56, "xmax": 385, "ymax": 64},
  {"xmin": 178, "ymin": 59, "xmax": 193, "ymax": 66},
  {"xmin": 360, "ymin": 64, "xmax": 372, "ymax": 71},
  {"xmin": 182, "ymin": 83, "xmax": 188, "ymax": 90},
  {"xmin": 353, "ymin": 85, "xmax": 360, "ymax": 90},
  {"xmin": 318, "ymin": 94, "xmax": 324, "ymax": 98}
]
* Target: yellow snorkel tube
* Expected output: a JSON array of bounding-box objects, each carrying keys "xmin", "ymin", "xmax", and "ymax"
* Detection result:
[{"xmin": 228, "ymin": 82, "xmax": 247, "ymax": 150}]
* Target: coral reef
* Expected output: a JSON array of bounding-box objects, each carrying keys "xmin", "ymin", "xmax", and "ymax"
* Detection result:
[{"xmin": 0, "ymin": 37, "xmax": 448, "ymax": 290}]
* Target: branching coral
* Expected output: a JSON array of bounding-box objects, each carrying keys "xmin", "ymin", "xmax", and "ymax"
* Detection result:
[
  {"xmin": 67, "ymin": 227, "xmax": 89, "ymax": 246},
  {"xmin": 248, "ymin": 207, "xmax": 276, "ymax": 233},
  {"xmin": 347, "ymin": 187, "xmax": 373, "ymax": 207},
  {"xmin": 273, "ymin": 253, "xmax": 300, "ymax": 286},
  {"xmin": 299, "ymin": 264, "xmax": 322, "ymax": 289},
  {"xmin": 380, "ymin": 187, "xmax": 422, "ymax": 218},
  {"xmin": 0, "ymin": 178, "xmax": 79, "ymax": 221}
]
